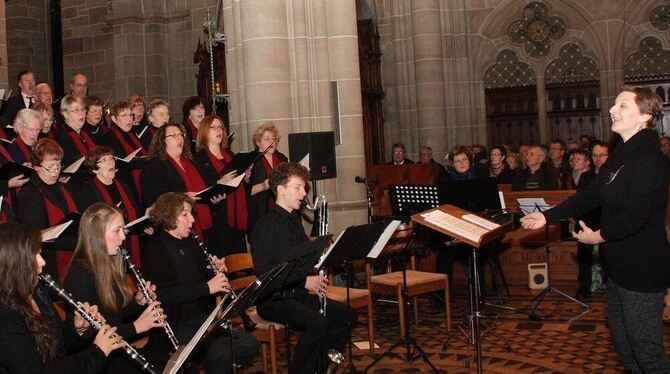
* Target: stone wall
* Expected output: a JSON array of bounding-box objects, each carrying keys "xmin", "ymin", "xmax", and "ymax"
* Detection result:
[
  {"xmin": 0, "ymin": 1, "xmax": 8, "ymax": 89},
  {"xmin": 370, "ymin": 0, "xmax": 670, "ymax": 159},
  {"xmin": 4, "ymin": 0, "xmax": 50, "ymax": 87}
]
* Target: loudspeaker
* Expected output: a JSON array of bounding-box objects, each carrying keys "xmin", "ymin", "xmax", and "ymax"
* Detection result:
[
  {"xmin": 528, "ymin": 263, "xmax": 548, "ymax": 290},
  {"xmin": 288, "ymin": 132, "xmax": 337, "ymax": 180}
]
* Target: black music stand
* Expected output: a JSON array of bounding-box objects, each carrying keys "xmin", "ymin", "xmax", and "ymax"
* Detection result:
[
  {"xmin": 389, "ymin": 184, "xmax": 440, "ymax": 217},
  {"xmin": 163, "ymin": 262, "xmax": 289, "ymax": 374},
  {"xmin": 314, "ymin": 220, "xmax": 402, "ymax": 373}
]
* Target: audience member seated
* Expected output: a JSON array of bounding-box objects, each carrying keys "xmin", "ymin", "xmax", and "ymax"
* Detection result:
[
  {"xmin": 511, "ymin": 145, "xmax": 559, "ymax": 191},
  {"xmin": 487, "ymin": 145, "xmax": 514, "ymax": 184},
  {"xmin": 386, "ymin": 142, "xmax": 414, "ymax": 165}
]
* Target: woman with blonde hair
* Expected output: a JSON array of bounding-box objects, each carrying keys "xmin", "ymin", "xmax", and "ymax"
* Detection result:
[
  {"xmin": 247, "ymin": 121, "xmax": 288, "ymax": 232},
  {"xmin": 64, "ymin": 202, "xmax": 167, "ymax": 372}
]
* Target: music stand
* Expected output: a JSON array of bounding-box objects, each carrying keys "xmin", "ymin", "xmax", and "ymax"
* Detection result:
[
  {"xmin": 388, "ymin": 184, "xmax": 440, "ymax": 217},
  {"xmin": 163, "ymin": 262, "xmax": 289, "ymax": 374},
  {"xmin": 518, "ymin": 199, "xmax": 590, "ymax": 320},
  {"xmin": 311, "ymin": 220, "xmax": 399, "ymax": 373},
  {"xmin": 412, "ymin": 204, "xmax": 514, "ymax": 374}
]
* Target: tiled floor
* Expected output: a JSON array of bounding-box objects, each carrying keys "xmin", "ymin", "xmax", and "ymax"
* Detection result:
[{"xmin": 241, "ymin": 285, "xmax": 669, "ymax": 373}]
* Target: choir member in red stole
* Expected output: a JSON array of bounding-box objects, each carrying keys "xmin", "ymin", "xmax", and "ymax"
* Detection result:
[
  {"xmin": 33, "ymin": 103, "xmax": 58, "ymax": 140},
  {"xmin": 247, "ymin": 121, "xmax": 288, "ymax": 233},
  {"xmin": 8, "ymin": 109, "xmax": 41, "ymax": 164},
  {"xmin": 181, "ymin": 96, "xmax": 205, "ymax": 151},
  {"xmin": 194, "ymin": 115, "xmax": 248, "ymax": 256},
  {"xmin": 74, "ymin": 146, "xmax": 145, "ymax": 266},
  {"xmin": 0, "ymin": 142, "xmax": 29, "ymax": 223},
  {"xmin": 141, "ymin": 124, "xmax": 228, "ymax": 242},
  {"xmin": 16, "ymin": 138, "xmax": 80, "ymax": 280},
  {"xmin": 106, "ymin": 101, "xmax": 148, "ymax": 203},
  {"xmin": 56, "ymin": 95, "xmax": 98, "ymax": 187},
  {"xmin": 139, "ymin": 99, "xmax": 170, "ymax": 150}
]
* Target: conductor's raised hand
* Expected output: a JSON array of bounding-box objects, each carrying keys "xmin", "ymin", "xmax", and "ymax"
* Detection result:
[{"xmin": 520, "ymin": 212, "xmax": 547, "ymax": 230}]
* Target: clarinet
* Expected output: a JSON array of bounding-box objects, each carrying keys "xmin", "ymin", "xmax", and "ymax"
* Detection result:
[
  {"xmin": 302, "ymin": 195, "xmax": 329, "ymax": 316},
  {"xmin": 120, "ymin": 248, "xmax": 180, "ymax": 351},
  {"xmin": 39, "ymin": 274, "xmax": 157, "ymax": 374},
  {"xmin": 189, "ymin": 229, "xmax": 257, "ymax": 332}
]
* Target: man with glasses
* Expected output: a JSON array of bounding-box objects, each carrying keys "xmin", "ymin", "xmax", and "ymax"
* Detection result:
[
  {"xmin": 547, "ymin": 139, "xmax": 570, "ymax": 188},
  {"xmin": 590, "ymin": 141, "xmax": 609, "ymax": 174},
  {"xmin": 386, "ymin": 142, "xmax": 414, "ymax": 165}
]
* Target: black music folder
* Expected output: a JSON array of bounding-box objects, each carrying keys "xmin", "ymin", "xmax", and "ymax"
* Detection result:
[
  {"xmin": 222, "ymin": 151, "xmax": 261, "ymax": 175},
  {"xmin": 0, "ymin": 162, "xmax": 33, "ymax": 180}
]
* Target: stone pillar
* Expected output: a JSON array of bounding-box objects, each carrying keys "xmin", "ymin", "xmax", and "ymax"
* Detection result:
[
  {"xmin": 4, "ymin": 0, "xmax": 49, "ymax": 84},
  {"xmin": 224, "ymin": 0, "xmax": 368, "ymax": 231},
  {"xmin": 0, "ymin": 1, "xmax": 8, "ymax": 89},
  {"xmin": 411, "ymin": 0, "xmax": 446, "ymax": 160}
]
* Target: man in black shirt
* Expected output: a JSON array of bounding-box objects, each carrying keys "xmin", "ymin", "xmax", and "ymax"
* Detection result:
[{"xmin": 251, "ymin": 162, "xmax": 354, "ymax": 374}]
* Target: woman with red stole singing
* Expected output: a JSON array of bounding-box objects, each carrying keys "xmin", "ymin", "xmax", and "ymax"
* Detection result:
[
  {"xmin": 75, "ymin": 146, "xmax": 144, "ymax": 266},
  {"xmin": 105, "ymin": 101, "xmax": 147, "ymax": 202},
  {"xmin": 141, "ymin": 123, "xmax": 227, "ymax": 241},
  {"xmin": 8, "ymin": 109, "xmax": 42, "ymax": 164},
  {"xmin": 247, "ymin": 121, "xmax": 288, "ymax": 233},
  {"xmin": 56, "ymin": 95, "xmax": 97, "ymax": 168},
  {"xmin": 16, "ymin": 138, "xmax": 80, "ymax": 279},
  {"xmin": 181, "ymin": 96, "xmax": 206, "ymax": 149},
  {"xmin": 194, "ymin": 115, "xmax": 248, "ymax": 256}
]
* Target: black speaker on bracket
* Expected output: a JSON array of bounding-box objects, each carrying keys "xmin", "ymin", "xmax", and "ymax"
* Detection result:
[{"xmin": 288, "ymin": 131, "xmax": 337, "ymax": 180}]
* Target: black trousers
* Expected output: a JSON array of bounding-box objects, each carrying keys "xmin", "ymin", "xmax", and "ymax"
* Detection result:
[
  {"xmin": 177, "ymin": 318, "xmax": 259, "ymax": 374},
  {"xmin": 258, "ymin": 294, "xmax": 356, "ymax": 374}
]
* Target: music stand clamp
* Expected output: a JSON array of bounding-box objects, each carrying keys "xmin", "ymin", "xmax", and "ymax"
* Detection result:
[
  {"xmin": 318, "ymin": 219, "xmax": 401, "ymax": 373},
  {"xmin": 411, "ymin": 204, "xmax": 514, "ymax": 374}
]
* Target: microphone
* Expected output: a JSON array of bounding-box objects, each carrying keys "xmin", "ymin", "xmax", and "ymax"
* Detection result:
[{"xmin": 354, "ymin": 176, "xmax": 378, "ymax": 184}]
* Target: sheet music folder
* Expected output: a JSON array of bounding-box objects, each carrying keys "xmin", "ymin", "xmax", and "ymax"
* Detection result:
[
  {"xmin": 0, "ymin": 162, "xmax": 33, "ymax": 180},
  {"xmin": 411, "ymin": 204, "xmax": 513, "ymax": 248},
  {"xmin": 222, "ymin": 151, "xmax": 261, "ymax": 175}
]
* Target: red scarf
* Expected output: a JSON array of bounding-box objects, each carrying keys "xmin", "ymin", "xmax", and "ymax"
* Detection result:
[
  {"xmin": 261, "ymin": 153, "xmax": 281, "ymax": 209},
  {"xmin": 66, "ymin": 128, "xmax": 96, "ymax": 156},
  {"xmin": 40, "ymin": 184, "xmax": 78, "ymax": 280},
  {"xmin": 93, "ymin": 178, "xmax": 141, "ymax": 266},
  {"xmin": 14, "ymin": 136, "xmax": 32, "ymax": 163},
  {"xmin": 109, "ymin": 125, "xmax": 147, "ymax": 157},
  {"xmin": 149, "ymin": 126, "xmax": 158, "ymax": 136},
  {"xmin": 167, "ymin": 156, "xmax": 212, "ymax": 237},
  {"xmin": 206, "ymin": 148, "xmax": 248, "ymax": 230}
]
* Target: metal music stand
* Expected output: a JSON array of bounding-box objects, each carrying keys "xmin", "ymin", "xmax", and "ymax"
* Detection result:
[
  {"xmin": 317, "ymin": 219, "xmax": 402, "ymax": 373},
  {"xmin": 389, "ymin": 184, "xmax": 440, "ymax": 217},
  {"xmin": 163, "ymin": 262, "xmax": 289, "ymax": 374}
]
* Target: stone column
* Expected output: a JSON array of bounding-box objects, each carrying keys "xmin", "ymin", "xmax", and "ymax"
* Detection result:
[
  {"xmin": 411, "ymin": 0, "xmax": 446, "ymax": 160},
  {"xmin": 536, "ymin": 72, "xmax": 547, "ymax": 143},
  {"xmin": 224, "ymin": 0, "xmax": 368, "ymax": 231},
  {"xmin": 4, "ymin": 0, "xmax": 49, "ymax": 83}
]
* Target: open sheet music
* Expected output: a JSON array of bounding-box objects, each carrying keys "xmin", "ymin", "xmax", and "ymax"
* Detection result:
[
  {"xmin": 41, "ymin": 220, "xmax": 74, "ymax": 242},
  {"xmin": 62, "ymin": 156, "xmax": 85, "ymax": 174}
]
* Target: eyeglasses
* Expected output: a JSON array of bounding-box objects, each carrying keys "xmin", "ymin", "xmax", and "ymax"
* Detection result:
[
  {"xmin": 40, "ymin": 163, "xmax": 62, "ymax": 173},
  {"xmin": 453, "ymin": 158, "xmax": 470, "ymax": 164},
  {"xmin": 166, "ymin": 133, "xmax": 185, "ymax": 139},
  {"xmin": 68, "ymin": 107, "xmax": 85, "ymax": 113},
  {"xmin": 117, "ymin": 113, "xmax": 133, "ymax": 118},
  {"xmin": 261, "ymin": 137, "xmax": 276, "ymax": 143}
]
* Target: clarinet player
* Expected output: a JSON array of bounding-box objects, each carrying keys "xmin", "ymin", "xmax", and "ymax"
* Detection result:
[
  {"xmin": 142, "ymin": 192, "xmax": 259, "ymax": 373},
  {"xmin": 0, "ymin": 223, "xmax": 122, "ymax": 373},
  {"xmin": 250, "ymin": 162, "xmax": 355, "ymax": 374}
]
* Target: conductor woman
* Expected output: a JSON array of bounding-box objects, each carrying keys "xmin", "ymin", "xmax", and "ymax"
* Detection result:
[{"xmin": 521, "ymin": 86, "xmax": 670, "ymax": 372}]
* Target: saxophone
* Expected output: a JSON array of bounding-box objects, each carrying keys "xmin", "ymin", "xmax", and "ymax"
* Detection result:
[
  {"xmin": 39, "ymin": 274, "xmax": 157, "ymax": 374},
  {"xmin": 120, "ymin": 248, "xmax": 180, "ymax": 351},
  {"xmin": 302, "ymin": 194, "xmax": 329, "ymax": 315}
]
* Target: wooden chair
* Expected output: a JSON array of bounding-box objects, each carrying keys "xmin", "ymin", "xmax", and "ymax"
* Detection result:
[
  {"xmin": 326, "ymin": 267, "xmax": 376, "ymax": 352},
  {"xmin": 366, "ymin": 223, "xmax": 451, "ymax": 338},
  {"xmin": 225, "ymin": 253, "xmax": 286, "ymax": 374}
]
